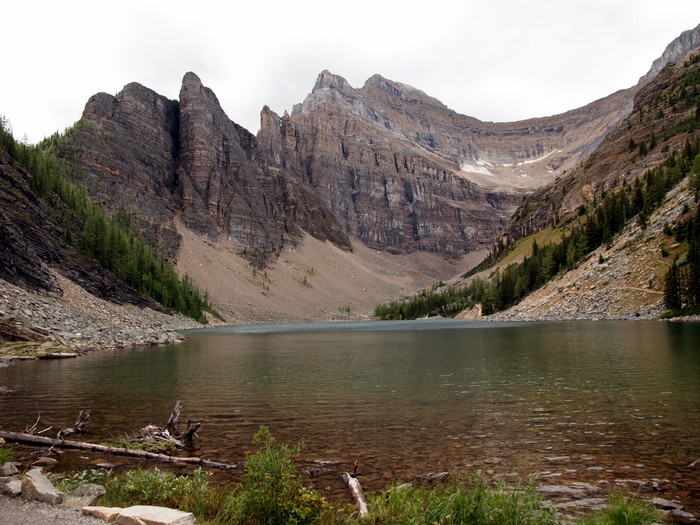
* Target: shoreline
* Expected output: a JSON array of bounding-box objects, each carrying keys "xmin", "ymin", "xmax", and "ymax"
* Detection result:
[{"xmin": 0, "ymin": 276, "xmax": 202, "ymax": 367}]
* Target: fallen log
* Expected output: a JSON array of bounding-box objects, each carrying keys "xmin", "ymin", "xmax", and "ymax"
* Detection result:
[
  {"xmin": 0, "ymin": 430, "xmax": 238, "ymax": 470},
  {"xmin": 342, "ymin": 465, "xmax": 369, "ymax": 518}
]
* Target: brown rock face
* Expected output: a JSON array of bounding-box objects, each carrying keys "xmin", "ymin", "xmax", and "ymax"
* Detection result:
[
  {"xmin": 177, "ymin": 73, "xmax": 350, "ymax": 264},
  {"xmin": 58, "ymin": 67, "xmax": 637, "ymax": 263},
  {"xmin": 256, "ymin": 70, "xmax": 633, "ymax": 254},
  {"xmin": 59, "ymin": 82, "xmax": 181, "ymax": 258},
  {"xmin": 60, "ymin": 73, "xmax": 350, "ymax": 267}
]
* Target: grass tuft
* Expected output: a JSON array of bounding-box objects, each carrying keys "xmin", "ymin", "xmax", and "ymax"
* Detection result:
[
  {"xmin": 578, "ymin": 493, "xmax": 660, "ymax": 525},
  {"xmin": 0, "ymin": 445, "xmax": 15, "ymax": 464}
]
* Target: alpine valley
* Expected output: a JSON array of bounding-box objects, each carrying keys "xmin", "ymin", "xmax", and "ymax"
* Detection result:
[{"xmin": 2, "ymin": 23, "xmax": 700, "ymax": 350}]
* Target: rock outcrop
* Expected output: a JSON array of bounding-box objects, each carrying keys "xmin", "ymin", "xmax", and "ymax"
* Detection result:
[
  {"xmin": 60, "ymin": 82, "xmax": 181, "ymax": 259},
  {"xmin": 21, "ymin": 468, "xmax": 64, "ymax": 505},
  {"xmin": 638, "ymin": 22, "xmax": 700, "ymax": 85},
  {"xmin": 176, "ymin": 72, "xmax": 350, "ymax": 265},
  {"xmin": 60, "ymin": 73, "xmax": 350, "ymax": 268}
]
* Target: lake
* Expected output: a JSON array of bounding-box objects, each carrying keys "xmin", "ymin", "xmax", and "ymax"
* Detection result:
[{"xmin": 1, "ymin": 319, "xmax": 699, "ymax": 509}]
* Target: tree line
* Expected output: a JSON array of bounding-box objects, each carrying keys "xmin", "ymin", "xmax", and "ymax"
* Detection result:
[
  {"xmin": 1, "ymin": 117, "xmax": 210, "ymax": 323},
  {"xmin": 375, "ymin": 137, "xmax": 700, "ymax": 320},
  {"xmin": 663, "ymin": 199, "xmax": 700, "ymax": 313}
]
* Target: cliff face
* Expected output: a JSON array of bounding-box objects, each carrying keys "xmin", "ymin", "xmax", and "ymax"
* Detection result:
[
  {"xmin": 254, "ymin": 69, "xmax": 637, "ymax": 255},
  {"xmin": 638, "ymin": 22, "xmax": 700, "ymax": 85},
  {"xmin": 56, "ymin": 25, "xmax": 697, "ymax": 267},
  {"xmin": 257, "ymin": 76, "xmax": 520, "ymax": 255},
  {"xmin": 60, "ymin": 73, "xmax": 350, "ymax": 267},
  {"xmin": 58, "ymin": 82, "xmax": 182, "ymax": 258}
]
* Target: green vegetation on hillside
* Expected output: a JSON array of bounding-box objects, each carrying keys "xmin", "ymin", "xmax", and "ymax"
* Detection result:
[
  {"xmin": 0, "ymin": 117, "xmax": 209, "ymax": 323},
  {"xmin": 375, "ymin": 137, "xmax": 700, "ymax": 320}
]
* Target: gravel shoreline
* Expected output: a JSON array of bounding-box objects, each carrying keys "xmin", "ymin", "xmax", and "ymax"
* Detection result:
[
  {"xmin": 0, "ymin": 275, "xmax": 203, "ymax": 365},
  {"xmin": 0, "ymin": 494, "xmax": 106, "ymax": 525}
]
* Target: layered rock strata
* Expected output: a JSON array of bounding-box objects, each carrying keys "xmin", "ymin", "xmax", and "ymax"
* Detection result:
[{"xmin": 55, "ymin": 24, "xmax": 700, "ymax": 270}]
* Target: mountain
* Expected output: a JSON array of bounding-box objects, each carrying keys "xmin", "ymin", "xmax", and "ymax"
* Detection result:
[
  {"xmin": 54, "ymin": 74, "xmax": 351, "ymax": 268},
  {"xmin": 4, "ymin": 23, "xmax": 699, "ymax": 325},
  {"xmin": 502, "ymin": 23, "xmax": 700, "ymax": 245},
  {"xmin": 53, "ymin": 63, "xmax": 641, "ymax": 263},
  {"xmin": 453, "ymin": 43, "xmax": 700, "ymax": 320},
  {"xmin": 45, "ymin": 71, "xmax": 631, "ymax": 321}
]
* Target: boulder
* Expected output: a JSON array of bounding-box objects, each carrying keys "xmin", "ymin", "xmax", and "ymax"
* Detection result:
[
  {"xmin": 82, "ymin": 506, "xmax": 124, "ymax": 522},
  {"xmin": 115, "ymin": 505, "xmax": 195, "ymax": 525},
  {"xmin": 62, "ymin": 483, "xmax": 106, "ymax": 508},
  {"xmin": 1, "ymin": 461, "xmax": 20, "ymax": 476},
  {"xmin": 536, "ymin": 484, "xmax": 587, "ymax": 496},
  {"xmin": 21, "ymin": 467, "xmax": 65, "ymax": 504},
  {"xmin": 0, "ymin": 476, "xmax": 22, "ymax": 496},
  {"xmin": 669, "ymin": 509, "xmax": 698, "ymax": 524},
  {"xmin": 652, "ymin": 497, "xmax": 685, "ymax": 511}
]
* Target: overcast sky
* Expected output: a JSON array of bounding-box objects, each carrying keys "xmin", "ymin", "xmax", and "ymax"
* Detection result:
[{"xmin": 3, "ymin": 1, "xmax": 700, "ymax": 143}]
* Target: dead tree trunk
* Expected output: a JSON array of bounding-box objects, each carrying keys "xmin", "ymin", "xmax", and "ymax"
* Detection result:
[
  {"xmin": 0, "ymin": 430, "xmax": 238, "ymax": 470},
  {"xmin": 57, "ymin": 410, "xmax": 90, "ymax": 439},
  {"xmin": 165, "ymin": 401, "xmax": 182, "ymax": 434},
  {"xmin": 342, "ymin": 472, "xmax": 369, "ymax": 518},
  {"xmin": 179, "ymin": 420, "xmax": 200, "ymax": 445}
]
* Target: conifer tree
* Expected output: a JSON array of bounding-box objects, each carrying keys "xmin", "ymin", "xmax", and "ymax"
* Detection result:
[{"xmin": 664, "ymin": 256, "xmax": 682, "ymax": 310}]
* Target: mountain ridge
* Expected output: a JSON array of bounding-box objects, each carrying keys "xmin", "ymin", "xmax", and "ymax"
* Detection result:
[{"xmin": 2, "ymin": 22, "xmax": 699, "ymax": 325}]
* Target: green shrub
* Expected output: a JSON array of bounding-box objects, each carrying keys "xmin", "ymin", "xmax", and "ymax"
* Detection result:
[
  {"xmin": 219, "ymin": 426, "xmax": 328, "ymax": 525},
  {"xmin": 56, "ymin": 468, "xmax": 113, "ymax": 492},
  {"xmin": 102, "ymin": 467, "xmax": 217, "ymax": 519}
]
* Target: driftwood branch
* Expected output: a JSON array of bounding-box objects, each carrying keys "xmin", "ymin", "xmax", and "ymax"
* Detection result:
[
  {"xmin": 57, "ymin": 410, "xmax": 90, "ymax": 439},
  {"xmin": 180, "ymin": 420, "xmax": 200, "ymax": 444},
  {"xmin": 343, "ymin": 471, "xmax": 369, "ymax": 518},
  {"xmin": 0, "ymin": 430, "xmax": 238, "ymax": 470},
  {"xmin": 165, "ymin": 401, "xmax": 182, "ymax": 434},
  {"xmin": 25, "ymin": 413, "xmax": 52, "ymax": 435},
  {"xmin": 132, "ymin": 402, "xmax": 201, "ymax": 449}
]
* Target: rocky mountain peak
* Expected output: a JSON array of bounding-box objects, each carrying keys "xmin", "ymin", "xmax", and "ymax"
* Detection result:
[
  {"xmin": 363, "ymin": 74, "xmax": 408, "ymax": 100},
  {"xmin": 639, "ymin": 22, "xmax": 700, "ymax": 85},
  {"xmin": 362, "ymin": 74, "xmax": 439, "ymax": 107},
  {"xmin": 181, "ymin": 71, "xmax": 204, "ymax": 92},
  {"xmin": 293, "ymin": 70, "xmax": 363, "ymax": 117},
  {"xmin": 312, "ymin": 70, "xmax": 356, "ymax": 96}
]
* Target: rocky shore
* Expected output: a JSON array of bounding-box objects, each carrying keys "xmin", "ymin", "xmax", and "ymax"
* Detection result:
[
  {"xmin": 0, "ymin": 465, "xmax": 194, "ymax": 525},
  {"xmin": 0, "ymin": 275, "xmax": 203, "ymax": 365}
]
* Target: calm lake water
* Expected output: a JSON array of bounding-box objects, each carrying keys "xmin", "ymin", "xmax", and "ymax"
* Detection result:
[{"xmin": 1, "ymin": 319, "xmax": 699, "ymax": 508}]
